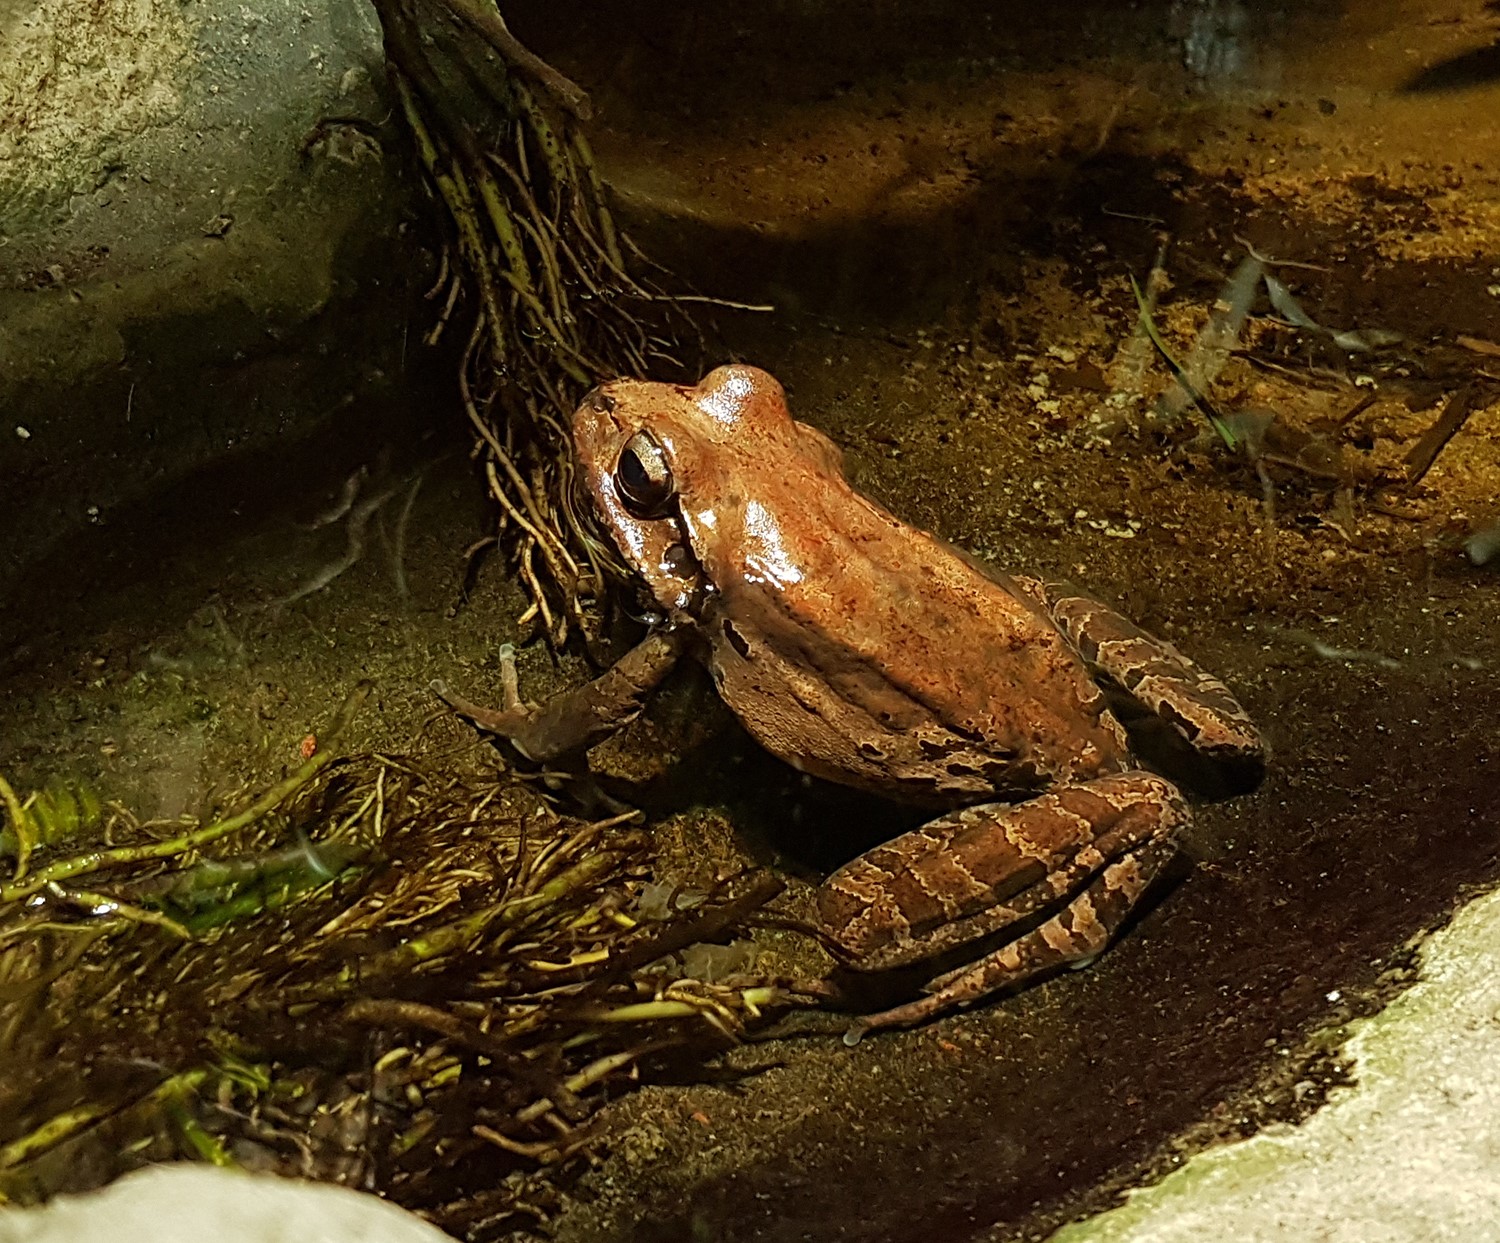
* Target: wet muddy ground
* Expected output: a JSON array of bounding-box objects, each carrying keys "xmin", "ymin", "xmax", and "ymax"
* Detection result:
[{"xmin": 5, "ymin": 0, "xmax": 1500, "ymax": 1239}]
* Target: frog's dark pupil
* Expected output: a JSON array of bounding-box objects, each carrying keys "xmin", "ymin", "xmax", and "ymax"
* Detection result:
[{"xmin": 619, "ymin": 448, "xmax": 651, "ymax": 496}]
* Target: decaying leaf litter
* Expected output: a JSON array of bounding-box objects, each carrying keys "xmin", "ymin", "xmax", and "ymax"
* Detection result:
[
  {"xmin": 1107, "ymin": 234, "xmax": 1498, "ymax": 570},
  {"xmin": 0, "ymin": 689, "xmax": 807, "ymax": 1233}
]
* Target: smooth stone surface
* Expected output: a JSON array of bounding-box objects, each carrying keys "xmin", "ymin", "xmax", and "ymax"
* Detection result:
[
  {"xmin": 0, "ymin": 0, "xmax": 419, "ymax": 601},
  {"xmin": 1052, "ymin": 885, "xmax": 1500, "ymax": 1242},
  {"xmin": 0, "ymin": 1164, "xmax": 450, "ymax": 1243}
]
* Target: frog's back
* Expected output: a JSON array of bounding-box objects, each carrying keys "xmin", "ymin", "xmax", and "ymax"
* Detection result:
[{"xmin": 690, "ymin": 457, "xmax": 1130, "ymax": 806}]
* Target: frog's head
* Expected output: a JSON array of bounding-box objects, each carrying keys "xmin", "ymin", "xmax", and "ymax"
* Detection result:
[{"xmin": 573, "ymin": 364, "xmax": 830, "ymax": 615}]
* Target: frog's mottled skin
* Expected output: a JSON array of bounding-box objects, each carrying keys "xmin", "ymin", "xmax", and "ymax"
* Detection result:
[{"xmin": 437, "ymin": 365, "xmax": 1264, "ymax": 1039}]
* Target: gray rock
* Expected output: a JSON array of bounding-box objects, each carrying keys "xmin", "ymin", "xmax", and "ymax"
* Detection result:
[
  {"xmin": 0, "ymin": 1164, "xmax": 450, "ymax": 1243},
  {"xmin": 0, "ymin": 0, "xmax": 424, "ymax": 599}
]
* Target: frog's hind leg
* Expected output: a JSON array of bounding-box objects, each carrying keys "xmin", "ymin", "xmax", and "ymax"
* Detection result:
[
  {"xmin": 1029, "ymin": 577, "xmax": 1263, "ymax": 782},
  {"xmin": 840, "ymin": 771, "xmax": 1186, "ymax": 1044}
]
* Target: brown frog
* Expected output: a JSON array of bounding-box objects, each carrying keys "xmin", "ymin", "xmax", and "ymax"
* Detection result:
[{"xmin": 436, "ymin": 364, "xmax": 1264, "ymax": 1041}]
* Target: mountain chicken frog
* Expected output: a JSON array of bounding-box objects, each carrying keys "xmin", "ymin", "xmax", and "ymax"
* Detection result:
[{"xmin": 436, "ymin": 365, "xmax": 1264, "ymax": 1041}]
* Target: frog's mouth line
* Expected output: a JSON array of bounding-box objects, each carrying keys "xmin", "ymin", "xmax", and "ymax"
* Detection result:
[{"xmin": 561, "ymin": 460, "xmax": 635, "ymax": 598}]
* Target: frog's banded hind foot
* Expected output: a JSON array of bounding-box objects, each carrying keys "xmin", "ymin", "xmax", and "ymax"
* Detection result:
[
  {"xmin": 826, "ymin": 771, "xmax": 1188, "ymax": 1044},
  {"xmin": 1013, "ymin": 576, "xmax": 1264, "ymax": 779}
]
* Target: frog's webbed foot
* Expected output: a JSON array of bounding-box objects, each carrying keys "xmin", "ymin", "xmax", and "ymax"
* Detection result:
[
  {"xmin": 433, "ymin": 630, "xmax": 689, "ymax": 763},
  {"xmin": 823, "ymin": 771, "xmax": 1187, "ymax": 1043}
]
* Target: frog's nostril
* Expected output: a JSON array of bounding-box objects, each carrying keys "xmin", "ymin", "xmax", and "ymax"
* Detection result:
[
  {"xmin": 582, "ymin": 386, "xmax": 616, "ymax": 414},
  {"xmin": 662, "ymin": 543, "xmax": 696, "ymax": 577}
]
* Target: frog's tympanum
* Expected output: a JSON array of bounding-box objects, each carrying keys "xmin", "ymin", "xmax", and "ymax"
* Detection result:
[{"xmin": 438, "ymin": 365, "xmax": 1264, "ymax": 1041}]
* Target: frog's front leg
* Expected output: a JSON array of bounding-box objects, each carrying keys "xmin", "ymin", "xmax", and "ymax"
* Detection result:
[
  {"xmin": 432, "ymin": 629, "xmax": 690, "ymax": 761},
  {"xmin": 1021, "ymin": 577, "xmax": 1264, "ymax": 778},
  {"xmin": 817, "ymin": 771, "xmax": 1188, "ymax": 1043}
]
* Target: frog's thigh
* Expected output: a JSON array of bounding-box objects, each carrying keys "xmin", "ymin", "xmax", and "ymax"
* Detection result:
[
  {"xmin": 1041, "ymin": 582, "xmax": 1262, "ymax": 764},
  {"xmin": 818, "ymin": 771, "xmax": 1188, "ymax": 974}
]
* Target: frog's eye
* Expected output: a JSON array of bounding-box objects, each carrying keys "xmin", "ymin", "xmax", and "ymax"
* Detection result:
[{"xmin": 615, "ymin": 431, "xmax": 675, "ymax": 517}]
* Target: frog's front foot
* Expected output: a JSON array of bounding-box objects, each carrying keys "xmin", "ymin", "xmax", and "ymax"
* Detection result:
[
  {"xmin": 432, "ymin": 644, "xmax": 532, "ymax": 735},
  {"xmin": 434, "ymin": 631, "xmax": 690, "ymax": 762}
]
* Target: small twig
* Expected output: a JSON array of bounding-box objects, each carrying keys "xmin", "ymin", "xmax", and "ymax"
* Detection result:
[
  {"xmin": 1336, "ymin": 392, "xmax": 1379, "ymax": 429},
  {"xmin": 341, "ymin": 998, "xmax": 515, "ymax": 1058},
  {"xmin": 590, "ymin": 987, "xmax": 780, "ymax": 1025},
  {"xmin": 473, "ymin": 1122, "xmax": 592, "ymax": 1162},
  {"xmin": 1100, "ymin": 204, "xmax": 1165, "ymax": 225},
  {"xmin": 269, "ymin": 478, "xmax": 409, "ymax": 608},
  {"xmin": 1128, "ymin": 274, "xmax": 1238, "ymax": 450},
  {"xmin": 1456, "ymin": 334, "xmax": 1500, "ymax": 358},
  {"xmin": 1404, "ymin": 383, "xmax": 1483, "ymax": 487},
  {"xmin": 1232, "ymin": 350, "xmax": 1349, "ymax": 388},
  {"xmin": 48, "ymin": 885, "xmax": 193, "ymax": 938},
  {"xmin": 426, "ymin": 268, "xmax": 462, "ymax": 345},
  {"xmin": 423, "ymin": 242, "xmax": 451, "ymax": 301},
  {"xmin": 1257, "ymin": 451, "xmax": 1348, "ymax": 482},
  {"xmin": 0, "ymin": 1103, "xmax": 112, "ymax": 1170},
  {"xmin": 391, "ymin": 474, "xmax": 424, "ymax": 600},
  {"xmin": 164, "ymin": 1094, "xmax": 237, "ymax": 1167},
  {"xmin": 456, "ymin": 328, "xmax": 580, "ymax": 592},
  {"xmin": 1253, "ymin": 456, "xmax": 1278, "ymax": 561},
  {"xmin": 515, "ymin": 1046, "xmax": 654, "ymax": 1125},
  {"xmin": 639, "ymin": 292, "xmax": 776, "ymax": 313},
  {"xmin": 486, "ymin": 452, "xmax": 579, "ymax": 585},
  {"xmin": 299, "ymin": 466, "xmax": 366, "ymax": 531},
  {"xmin": 600, "ymin": 872, "xmax": 785, "ymax": 981},
  {"xmin": 1232, "ymin": 235, "xmax": 1332, "ymax": 272}
]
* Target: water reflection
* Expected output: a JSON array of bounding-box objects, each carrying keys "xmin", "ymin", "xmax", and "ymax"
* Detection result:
[{"xmin": 1170, "ymin": 0, "xmax": 1283, "ymax": 88}]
